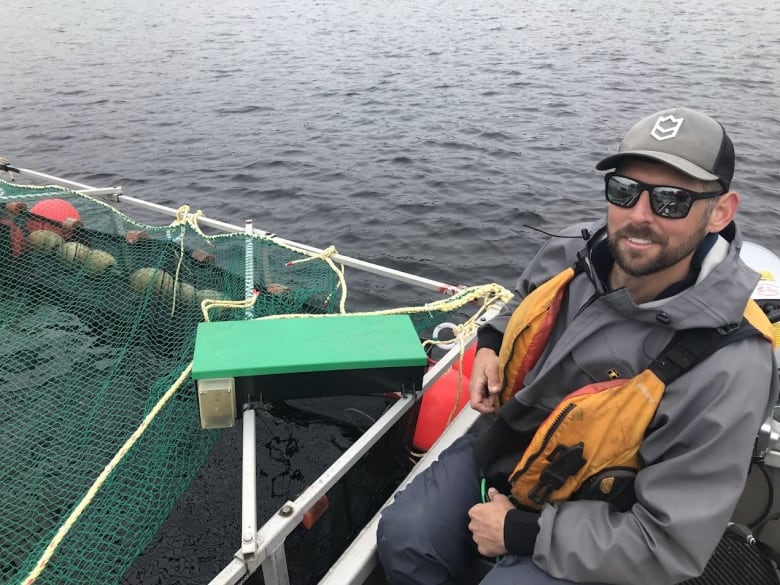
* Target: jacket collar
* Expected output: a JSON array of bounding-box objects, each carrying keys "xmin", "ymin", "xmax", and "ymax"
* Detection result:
[
  {"xmin": 587, "ymin": 225, "xmax": 730, "ymax": 302},
  {"xmin": 580, "ymin": 220, "xmax": 757, "ymax": 329}
]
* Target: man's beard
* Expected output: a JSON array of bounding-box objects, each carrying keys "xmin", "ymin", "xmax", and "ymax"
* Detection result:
[{"xmin": 607, "ymin": 223, "xmax": 709, "ymax": 278}]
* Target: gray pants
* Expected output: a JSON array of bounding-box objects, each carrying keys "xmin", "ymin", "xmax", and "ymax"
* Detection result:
[{"xmin": 376, "ymin": 435, "xmax": 596, "ymax": 585}]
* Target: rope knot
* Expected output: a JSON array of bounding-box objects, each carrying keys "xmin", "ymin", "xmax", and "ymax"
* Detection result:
[
  {"xmin": 169, "ymin": 205, "xmax": 207, "ymax": 238},
  {"xmin": 321, "ymin": 245, "xmax": 337, "ymax": 259},
  {"xmin": 285, "ymin": 245, "xmax": 339, "ymax": 267}
]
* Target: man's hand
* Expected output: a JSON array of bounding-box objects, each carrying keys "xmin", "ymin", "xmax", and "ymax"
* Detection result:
[
  {"xmin": 469, "ymin": 348, "xmax": 501, "ymax": 414},
  {"xmin": 467, "ymin": 487, "xmax": 513, "ymax": 557}
]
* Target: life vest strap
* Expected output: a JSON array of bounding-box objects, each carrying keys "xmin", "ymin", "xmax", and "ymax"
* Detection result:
[
  {"xmin": 527, "ymin": 443, "xmax": 586, "ymax": 505},
  {"xmin": 652, "ymin": 320, "xmax": 762, "ymax": 384}
]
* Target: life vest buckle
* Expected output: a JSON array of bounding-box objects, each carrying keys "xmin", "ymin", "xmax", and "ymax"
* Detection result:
[{"xmin": 527, "ymin": 443, "xmax": 586, "ymax": 505}]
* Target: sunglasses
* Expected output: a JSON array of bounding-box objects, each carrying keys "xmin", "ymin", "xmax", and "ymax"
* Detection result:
[{"xmin": 604, "ymin": 173, "xmax": 724, "ymax": 219}]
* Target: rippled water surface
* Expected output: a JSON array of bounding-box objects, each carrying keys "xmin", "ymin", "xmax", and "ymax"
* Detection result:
[
  {"xmin": 3, "ymin": 0, "xmax": 779, "ymax": 294},
  {"xmin": 2, "ymin": 0, "xmax": 780, "ymax": 582}
]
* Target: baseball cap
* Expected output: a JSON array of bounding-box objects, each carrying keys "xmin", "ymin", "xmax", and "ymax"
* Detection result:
[{"xmin": 596, "ymin": 107, "xmax": 735, "ymax": 191}]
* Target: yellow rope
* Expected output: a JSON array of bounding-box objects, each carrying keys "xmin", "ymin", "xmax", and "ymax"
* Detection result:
[
  {"xmin": 168, "ymin": 205, "xmax": 211, "ymax": 315},
  {"xmin": 257, "ymin": 240, "xmax": 354, "ymax": 312},
  {"xmin": 169, "ymin": 204, "xmax": 208, "ymax": 239},
  {"xmin": 268, "ymin": 241, "xmax": 511, "ymax": 325},
  {"xmin": 254, "ymin": 282, "xmax": 512, "ymax": 323},
  {"xmin": 170, "ymin": 240, "xmax": 186, "ymax": 316},
  {"xmin": 444, "ymin": 338, "xmax": 469, "ymax": 427},
  {"xmin": 21, "ymin": 362, "xmax": 195, "ymax": 585},
  {"xmin": 201, "ymin": 292, "xmax": 260, "ymax": 322},
  {"xmin": 286, "ymin": 245, "xmax": 348, "ymax": 313}
]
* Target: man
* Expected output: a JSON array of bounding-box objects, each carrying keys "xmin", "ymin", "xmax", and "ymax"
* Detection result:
[{"xmin": 377, "ymin": 107, "xmax": 779, "ymax": 585}]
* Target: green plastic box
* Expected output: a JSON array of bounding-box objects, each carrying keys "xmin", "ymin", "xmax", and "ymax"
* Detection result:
[{"xmin": 192, "ymin": 314, "xmax": 427, "ymax": 422}]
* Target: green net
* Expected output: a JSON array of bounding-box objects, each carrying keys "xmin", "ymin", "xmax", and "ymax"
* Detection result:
[{"xmin": 0, "ymin": 180, "xmax": 501, "ymax": 585}]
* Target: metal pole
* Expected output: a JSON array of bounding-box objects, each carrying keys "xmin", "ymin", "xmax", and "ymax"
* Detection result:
[
  {"xmin": 17, "ymin": 167, "xmax": 471, "ymax": 297},
  {"xmin": 262, "ymin": 545, "xmax": 290, "ymax": 585},
  {"xmin": 241, "ymin": 409, "xmax": 258, "ymax": 559}
]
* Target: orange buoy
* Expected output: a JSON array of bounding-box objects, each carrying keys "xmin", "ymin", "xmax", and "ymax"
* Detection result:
[
  {"xmin": 453, "ymin": 344, "xmax": 477, "ymax": 379},
  {"xmin": 27, "ymin": 198, "xmax": 81, "ymax": 238},
  {"xmin": 412, "ymin": 367, "xmax": 471, "ymax": 453}
]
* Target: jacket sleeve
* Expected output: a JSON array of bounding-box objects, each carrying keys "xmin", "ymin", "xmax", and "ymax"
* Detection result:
[{"xmin": 532, "ymin": 336, "xmax": 778, "ymax": 585}]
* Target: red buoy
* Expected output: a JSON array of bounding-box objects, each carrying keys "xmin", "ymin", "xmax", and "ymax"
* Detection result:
[
  {"xmin": 453, "ymin": 344, "xmax": 477, "ymax": 379},
  {"xmin": 412, "ymin": 367, "xmax": 471, "ymax": 453},
  {"xmin": 0, "ymin": 219, "xmax": 25, "ymax": 257},
  {"xmin": 1, "ymin": 202, "xmax": 27, "ymax": 256},
  {"xmin": 27, "ymin": 198, "xmax": 81, "ymax": 238}
]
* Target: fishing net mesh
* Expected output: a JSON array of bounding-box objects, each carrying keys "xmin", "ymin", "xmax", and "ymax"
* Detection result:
[{"xmin": 0, "ymin": 180, "xmax": 479, "ymax": 585}]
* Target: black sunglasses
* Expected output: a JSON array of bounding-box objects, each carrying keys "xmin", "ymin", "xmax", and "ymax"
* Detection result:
[{"xmin": 604, "ymin": 173, "xmax": 724, "ymax": 219}]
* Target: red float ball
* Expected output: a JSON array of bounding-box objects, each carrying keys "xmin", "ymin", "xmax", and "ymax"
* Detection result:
[{"xmin": 28, "ymin": 198, "xmax": 81, "ymax": 238}]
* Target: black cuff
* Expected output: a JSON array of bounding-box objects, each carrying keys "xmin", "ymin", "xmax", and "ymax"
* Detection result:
[
  {"xmin": 503, "ymin": 508, "xmax": 541, "ymax": 556},
  {"xmin": 476, "ymin": 326, "xmax": 503, "ymax": 354}
]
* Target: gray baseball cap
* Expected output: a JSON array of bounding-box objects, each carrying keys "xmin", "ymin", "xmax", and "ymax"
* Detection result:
[{"xmin": 596, "ymin": 107, "xmax": 734, "ymax": 191}]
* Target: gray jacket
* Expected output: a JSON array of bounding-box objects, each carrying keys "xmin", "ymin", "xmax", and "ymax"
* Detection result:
[{"xmin": 489, "ymin": 220, "xmax": 779, "ymax": 584}]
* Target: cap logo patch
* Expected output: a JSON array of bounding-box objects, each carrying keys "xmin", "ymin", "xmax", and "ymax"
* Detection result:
[{"xmin": 650, "ymin": 114, "xmax": 684, "ymax": 141}]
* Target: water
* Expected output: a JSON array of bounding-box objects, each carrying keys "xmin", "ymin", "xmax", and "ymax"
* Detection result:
[
  {"xmin": 2, "ymin": 0, "xmax": 780, "ymax": 582},
  {"xmin": 3, "ymin": 0, "xmax": 779, "ymax": 293}
]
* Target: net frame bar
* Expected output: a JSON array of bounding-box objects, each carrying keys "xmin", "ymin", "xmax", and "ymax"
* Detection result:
[
  {"xmin": 210, "ymin": 338, "xmax": 494, "ymax": 585},
  {"xmin": 16, "ymin": 167, "xmax": 470, "ymax": 297}
]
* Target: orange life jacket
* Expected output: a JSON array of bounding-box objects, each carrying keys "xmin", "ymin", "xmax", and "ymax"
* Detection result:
[{"xmin": 497, "ymin": 266, "xmax": 775, "ymax": 510}]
